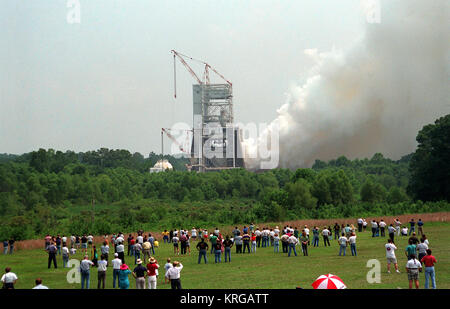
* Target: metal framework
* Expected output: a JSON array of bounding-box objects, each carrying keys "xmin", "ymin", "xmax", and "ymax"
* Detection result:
[{"xmin": 171, "ymin": 50, "xmax": 244, "ymax": 172}]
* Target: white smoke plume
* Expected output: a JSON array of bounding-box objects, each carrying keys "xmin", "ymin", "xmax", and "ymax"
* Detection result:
[{"xmin": 244, "ymin": 0, "xmax": 449, "ymax": 169}]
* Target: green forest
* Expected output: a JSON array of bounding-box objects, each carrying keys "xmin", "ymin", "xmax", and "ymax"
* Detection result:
[{"xmin": 0, "ymin": 114, "xmax": 449, "ymax": 240}]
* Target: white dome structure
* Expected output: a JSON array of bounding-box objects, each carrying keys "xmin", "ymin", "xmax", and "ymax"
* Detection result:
[{"xmin": 149, "ymin": 159, "xmax": 173, "ymax": 173}]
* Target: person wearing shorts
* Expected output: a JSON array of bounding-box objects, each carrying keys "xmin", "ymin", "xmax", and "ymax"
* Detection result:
[
  {"xmin": 172, "ymin": 235, "xmax": 179, "ymax": 255},
  {"xmin": 406, "ymin": 254, "xmax": 422, "ymax": 289},
  {"xmin": 385, "ymin": 239, "xmax": 400, "ymax": 273}
]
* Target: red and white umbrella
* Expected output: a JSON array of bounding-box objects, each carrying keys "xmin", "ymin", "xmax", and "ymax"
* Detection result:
[{"xmin": 311, "ymin": 274, "xmax": 347, "ymax": 289}]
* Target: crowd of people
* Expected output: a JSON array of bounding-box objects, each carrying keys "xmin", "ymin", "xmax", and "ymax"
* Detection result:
[{"xmin": 1, "ymin": 217, "xmax": 438, "ymax": 290}]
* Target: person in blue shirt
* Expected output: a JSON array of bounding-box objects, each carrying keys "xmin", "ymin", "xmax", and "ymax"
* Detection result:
[
  {"xmin": 417, "ymin": 219, "xmax": 424, "ymax": 236},
  {"xmin": 118, "ymin": 264, "xmax": 132, "ymax": 289},
  {"xmin": 409, "ymin": 219, "xmax": 416, "ymax": 235}
]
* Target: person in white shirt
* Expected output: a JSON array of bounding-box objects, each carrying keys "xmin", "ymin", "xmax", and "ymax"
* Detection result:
[
  {"xmin": 191, "ymin": 228, "xmax": 197, "ymax": 240},
  {"xmin": 401, "ymin": 226, "xmax": 408, "ymax": 236},
  {"xmin": 417, "ymin": 239, "xmax": 429, "ymax": 262},
  {"xmin": 338, "ymin": 234, "xmax": 348, "ymax": 256},
  {"xmin": 385, "ymin": 239, "xmax": 400, "ymax": 273},
  {"xmin": 112, "ymin": 253, "xmax": 122, "ymax": 289},
  {"xmin": 379, "ymin": 220, "xmax": 387, "ymax": 237},
  {"xmin": 80, "ymin": 255, "xmax": 94, "ymax": 289},
  {"xmin": 70, "ymin": 235, "xmax": 76, "ymax": 247},
  {"xmin": 97, "ymin": 254, "xmax": 108, "ymax": 289},
  {"xmin": 348, "ymin": 233, "xmax": 357, "ymax": 256},
  {"xmin": 406, "ymin": 254, "xmax": 422, "ymax": 289},
  {"xmin": 322, "ymin": 227, "xmax": 331, "ymax": 247},
  {"xmin": 287, "ymin": 235, "xmax": 298, "ymax": 257},
  {"xmin": 1, "ymin": 267, "xmax": 18, "ymax": 289},
  {"xmin": 166, "ymin": 261, "xmax": 183, "ymax": 289},
  {"xmin": 62, "ymin": 245, "xmax": 70, "ymax": 268},
  {"xmin": 357, "ymin": 218, "xmax": 363, "ymax": 232},
  {"xmin": 362, "ymin": 219, "xmax": 368, "ymax": 231},
  {"xmin": 371, "ymin": 220, "xmax": 378, "ymax": 237},
  {"xmin": 32, "ymin": 278, "xmax": 48, "ymax": 289},
  {"xmin": 304, "ymin": 225, "xmax": 310, "ymax": 245},
  {"xmin": 116, "ymin": 242, "xmax": 125, "ymax": 264},
  {"xmin": 62, "ymin": 235, "xmax": 67, "ymax": 244},
  {"xmin": 395, "ymin": 219, "xmax": 402, "ymax": 236},
  {"xmin": 136, "ymin": 234, "xmax": 144, "ymax": 245}
]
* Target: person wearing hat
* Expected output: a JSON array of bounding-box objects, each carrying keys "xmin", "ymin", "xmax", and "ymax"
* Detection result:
[
  {"xmin": 166, "ymin": 261, "xmax": 183, "ymax": 290},
  {"xmin": 118, "ymin": 264, "xmax": 132, "ymax": 289},
  {"xmin": 132, "ymin": 259, "xmax": 147, "ymax": 289},
  {"xmin": 111, "ymin": 253, "xmax": 122, "ymax": 288},
  {"xmin": 146, "ymin": 257, "xmax": 159, "ymax": 289}
]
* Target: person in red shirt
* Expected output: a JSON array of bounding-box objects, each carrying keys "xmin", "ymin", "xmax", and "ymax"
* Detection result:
[
  {"xmin": 146, "ymin": 257, "xmax": 159, "ymax": 289},
  {"xmin": 421, "ymin": 249, "xmax": 437, "ymax": 289}
]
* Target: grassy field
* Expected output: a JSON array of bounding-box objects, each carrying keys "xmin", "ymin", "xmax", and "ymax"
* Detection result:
[{"xmin": 1, "ymin": 221, "xmax": 449, "ymax": 289}]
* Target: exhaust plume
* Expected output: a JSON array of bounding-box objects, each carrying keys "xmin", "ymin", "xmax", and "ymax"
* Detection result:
[{"xmin": 245, "ymin": 0, "xmax": 449, "ymax": 169}]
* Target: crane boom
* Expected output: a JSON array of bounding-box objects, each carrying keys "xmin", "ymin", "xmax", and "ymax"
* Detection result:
[
  {"xmin": 162, "ymin": 128, "xmax": 190, "ymax": 154},
  {"xmin": 171, "ymin": 50, "xmax": 232, "ymax": 99}
]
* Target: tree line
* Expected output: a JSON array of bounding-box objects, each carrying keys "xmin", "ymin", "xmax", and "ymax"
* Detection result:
[{"xmin": 0, "ymin": 114, "xmax": 448, "ymax": 240}]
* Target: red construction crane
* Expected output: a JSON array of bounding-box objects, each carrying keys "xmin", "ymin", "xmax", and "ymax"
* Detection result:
[
  {"xmin": 171, "ymin": 50, "xmax": 232, "ymax": 99},
  {"xmin": 161, "ymin": 128, "xmax": 191, "ymax": 154}
]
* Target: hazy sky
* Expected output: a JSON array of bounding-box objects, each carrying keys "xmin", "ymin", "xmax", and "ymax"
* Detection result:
[{"xmin": 1, "ymin": 0, "xmax": 367, "ymax": 155}]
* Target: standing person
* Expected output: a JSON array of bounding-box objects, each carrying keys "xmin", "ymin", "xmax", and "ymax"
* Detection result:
[
  {"xmin": 312, "ymin": 227, "xmax": 320, "ymax": 247},
  {"xmin": 333, "ymin": 223, "xmax": 340, "ymax": 240},
  {"xmin": 55, "ymin": 235, "xmax": 61, "ymax": 255},
  {"xmin": 164, "ymin": 258, "xmax": 172, "ymax": 285},
  {"xmin": 191, "ymin": 228, "xmax": 197, "ymax": 241},
  {"xmin": 209, "ymin": 233, "xmax": 218, "ymax": 254},
  {"xmin": 409, "ymin": 232, "xmax": 419, "ymax": 246},
  {"xmin": 405, "ymin": 240, "xmax": 417, "ymax": 260},
  {"xmin": 1, "ymin": 267, "xmax": 18, "ymax": 289},
  {"xmin": 255, "ymin": 228, "xmax": 262, "ymax": 248},
  {"xmin": 100, "ymin": 241, "xmax": 109, "ymax": 266},
  {"xmin": 421, "ymin": 249, "xmax": 437, "ymax": 289},
  {"xmin": 409, "ymin": 219, "xmax": 416, "ymax": 235},
  {"xmin": 97, "ymin": 254, "xmax": 107, "ymax": 289},
  {"xmin": 273, "ymin": 234, "xmax": 280, "ymax": 253},
  {"xmin": 44, "ymin": 234, "xmax": 51, "ymax": 250},
  {"xmin": 70, "ymin": 235, "xmax": 76, "ymax": 248},
  {"xmin": 388, "ymin": 224, "xmax": 396, "ymax": 243},
  {"xmin": 116, "ymin": 241, "xmax": 125, "ymax": 265},
  {"xmin": 166, "ymin": 261, "xmax": 183, "ymax": 290},
  {"xmin": 405, "ymin": 254, "xmax": 422, "ymax": 289},
  {"xmin": 162, "ymin": 230, "xmax": 169, "ymax": 244},
  {"xmin": 357, "ymin": 218, "xmax": 363, "ymax": 232},
  {"xmin": 111, "ymin": 253, "xmax": 122, "ymax": 289},
  {"xmin": 394, "ymin": 218, "xmax": 402, "ymax": 236},
  {"xmin": 132, "ymin": 259, "xmax": 147, "ymax": 289},
  {"xmin": 3, "ymin": 240, "xmax": 8, "ymax": 255},
  {"xmin": 371, "ymin": 220, "xmax": 378, "ymax": 237},
  {"xmin": 338, "ymin": 233, "xmax": 348, "ymax": 256},
  {"xmin": 196, "ymin": 238, "xmax": 208, "ymax": 264},
  {"xmin": 322, "ymin": 227, "xmax": 331, "ymax": 247},
  {"xmin": 87, "ymin": 234, "xmax": 94, "ymax": 249},
  {"xmin": 417, "ymin": 219, "xmax": 424, "ymax": 236},
  {"xmin": 169, "ymin": 230, "xmax": 173, "ymax": 243},
  {"xmin": 80, "ymin": 255, "xmax": 94, "ymax": 289},
  {"xmin": 172, "ymin": 233, "xmax": 180, "ymax": 256},
  {"xmin": 179, "ymin": 232, "xmax": 187, "ymax": 255},
  {"xmin": 46, "ymin": 242, "xmax": 58, "ymax": 269},
  {"xmin": 242, "ymin": 232, "xmax": 251, "ymax": 254},
  {"xmin": 133, "ymin": 242, "xmax": 142, "ymax": 265},
  {"xmin": 362, "ymin": 218, "xmax": 368, "ymax": 231},
  {"xmin": 81, "ymin": 235, "xmax": 88, "ymax": 255},
  {"xmin": 224, "ymin": 236, "xmax": 233, "ymax": 262},
  {"xmin": 92, "ymin": 245, "xmax": 99, "ymax": 267},
  {"xmin": 385, "ymin": 239, "xmax": 400, "ymax": 273},
  {"xmin": 142, "ymin": 240, "xmax": 152, "ymax": 262},
  {"xmin": 379, "ymin": 220, "xmax": 386, "ymax": 237},
  {"xmin": 281, "ymin": 233, "xmax": 289, "ymax": 253},
  {"xmin": 416, "ymin": 238, "xmax": 429, "ymax": 263},
  {"xmin": 234, "ymin": 232, "xmax": 242, "ymax": 254},
  {"xmin": 287, "ymin": 234, "xmax": 298, "ymax": 257},
  {"xmin": 300, "ymin": 231, "xmax": 309, "ymax": 256},
  {"xmin": 8, "ymin": 238, "xmax": 15, "ymax": 255},
  {"xmin": 146, "ymin": 257, "xmax": 159, "ymax": 289},
  {"xmin": 127, "ymin": 234, "xmax": 133, "ymax": 256},
  {"xmin": 118, "ymin": 264, "xmax": 132, "ymax": 289},
  {"xmin": 214, "ymin": 241, "xmax": 222, "ymax": 263},
  {"xmin": 348, "ymin": 232, "xmax": 357, "ymax": 256},
  {"xmin": 62, "ymin": 243, "xmax": 70, "ymax": 268},
  {"xmin": 75, "ymin": 235, "xmax": 80, "ymax": 249},
  {"xmin": 304, "ymin": 225, "xmax": 310, "ymax": 245}
]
